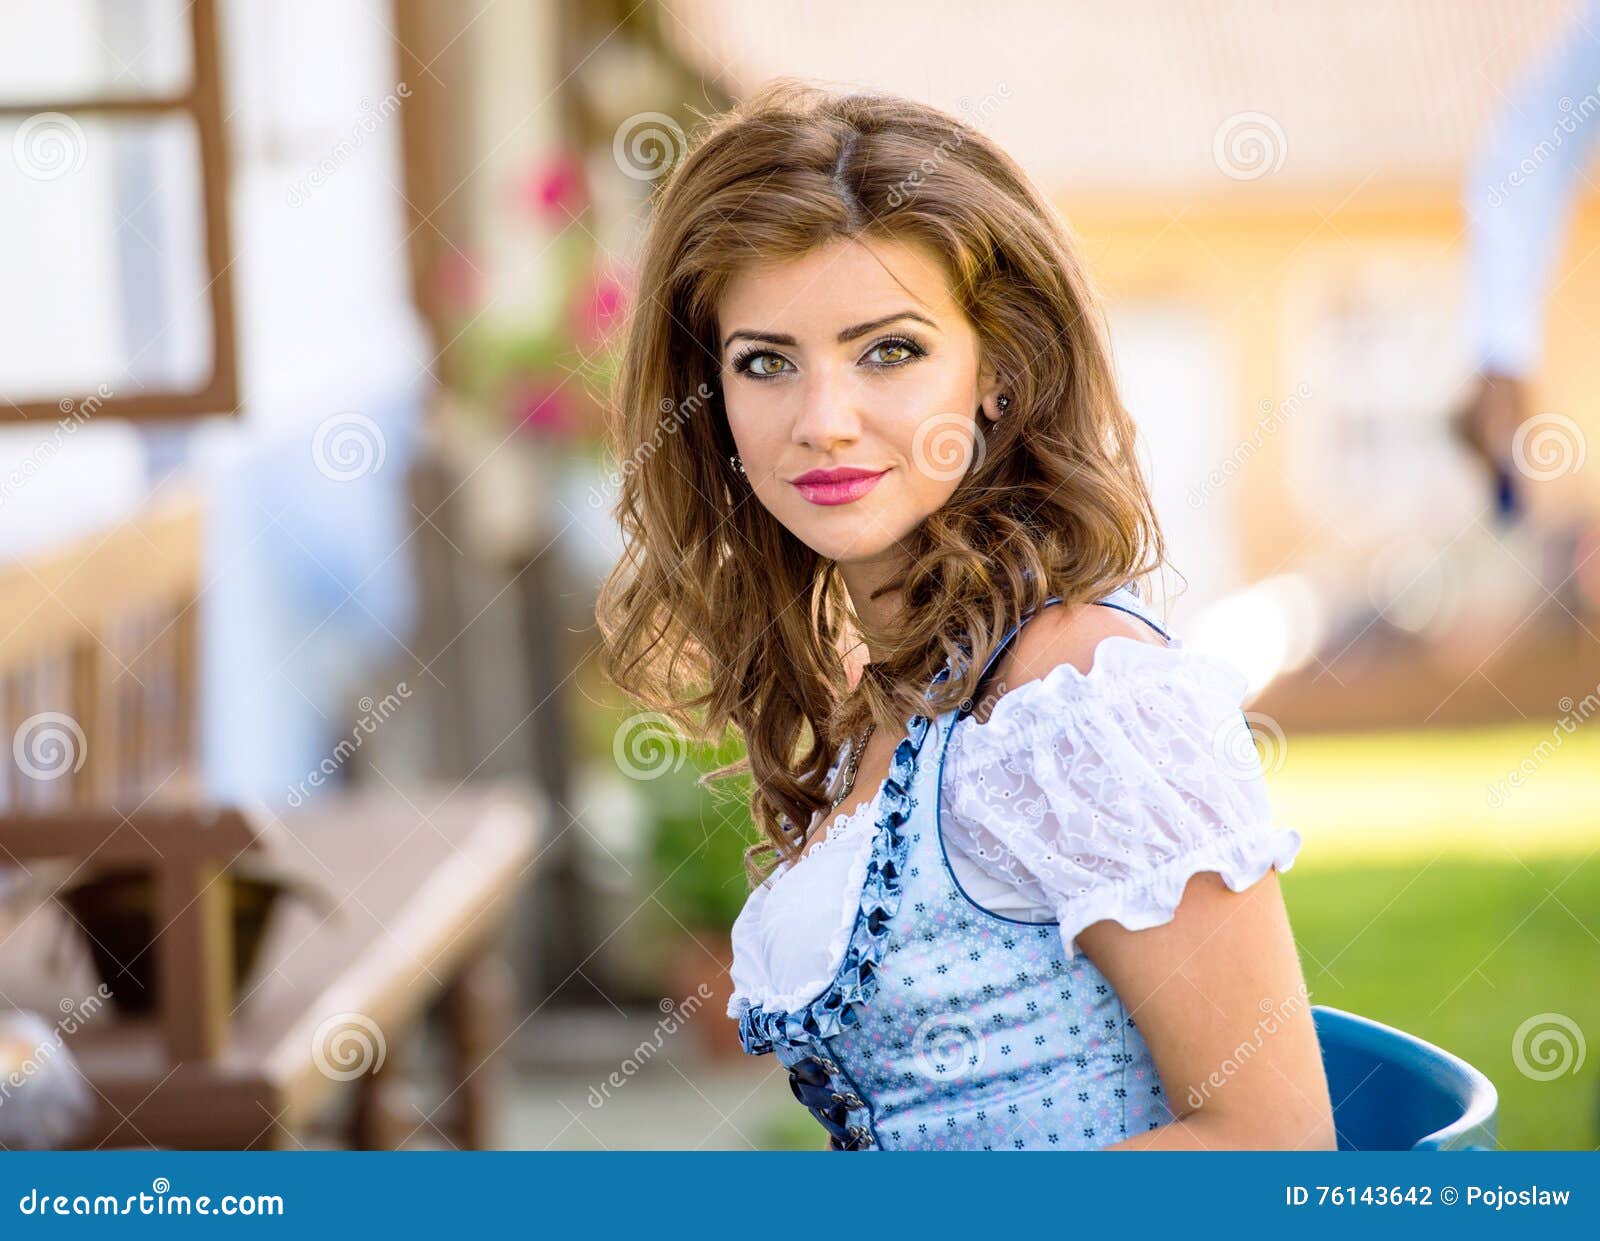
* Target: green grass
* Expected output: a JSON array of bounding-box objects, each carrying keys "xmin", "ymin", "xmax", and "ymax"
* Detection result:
[
  {"xmin": 1265, "ymin": 721, "xmax": 1599, "ymax": 1150},
  {"xmin": 1265, "ymin": 720, "xmax": 1600, "ymax": 863},
  {"xmin": 1260, "ymin": 726, "xmax": 1600, "ymax": 1151},
  {"xmin": 1282, "ymin": 852, "xmax": 1600, "ymax": 1150}
]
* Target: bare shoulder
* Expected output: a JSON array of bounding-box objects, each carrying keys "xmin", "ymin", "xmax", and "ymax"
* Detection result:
[
  {"xmin": 969, "ymin": 599, "xmax": 1171, "ymax": 724},
  {"xmin": 1011, "ymin": 598, "xmax": 1171, "ymax": 679}
]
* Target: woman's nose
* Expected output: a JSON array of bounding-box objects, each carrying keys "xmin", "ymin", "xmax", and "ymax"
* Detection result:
[{"xmin": 790, "ymin": 367, "xmax": 863, "ymax": 450}]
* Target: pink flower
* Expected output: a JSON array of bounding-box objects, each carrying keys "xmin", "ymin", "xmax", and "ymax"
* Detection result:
[
  {"xmin": 515, "ymin": 152, "xmax": 587, "ymax": 223},
  {"xmin": 573, "ymin": 271, "xmax": 628, "ymax": 347},
  {"xmin": 509, "ymin": 381, "xmax": 573, "ymax": 437}
]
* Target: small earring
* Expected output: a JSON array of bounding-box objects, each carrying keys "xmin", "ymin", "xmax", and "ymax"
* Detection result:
[
  {"xmin": 996, "ymin": 393, "xmax": 1011, "ymax": 413},
  {"xmin": 729, "ymin": 453, "xmax": 746, "ymax": 476}
]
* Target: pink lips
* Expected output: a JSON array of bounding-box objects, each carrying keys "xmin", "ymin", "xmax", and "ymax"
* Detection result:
[{"xmin": 790, "ymin": 466, "xmax": 889, "ymax": 506}]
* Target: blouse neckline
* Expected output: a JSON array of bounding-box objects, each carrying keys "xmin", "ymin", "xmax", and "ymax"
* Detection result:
[{"xmin": 733, "ymin": 657, "xmax": 949, "ymax": 1054}]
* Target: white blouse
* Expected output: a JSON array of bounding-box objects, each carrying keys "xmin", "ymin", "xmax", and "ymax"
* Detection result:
[{"xmin": 727, "ymin": 633, "xmax": 1303, "ymax": 1019}]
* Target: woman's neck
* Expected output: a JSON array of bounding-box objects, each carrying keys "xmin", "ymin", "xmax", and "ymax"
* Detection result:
[{"xmin": 838, "ymin": 555, "xmax": 906, "ymax": 665}]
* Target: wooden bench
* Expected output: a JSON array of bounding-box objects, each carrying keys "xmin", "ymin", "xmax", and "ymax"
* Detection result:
[{"xmin": 0, "ymin": 490, "xmax": 542, "ymax": 1149}]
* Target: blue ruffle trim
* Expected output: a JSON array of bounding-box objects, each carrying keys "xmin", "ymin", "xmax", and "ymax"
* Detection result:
[{"xmin": 736, "ymin": 660, "xmax": 963, "ymax": 1056}]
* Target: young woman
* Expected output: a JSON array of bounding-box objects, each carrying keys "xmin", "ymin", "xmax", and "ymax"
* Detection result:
[{"xmin": 596, "ymin": 80, "xmax": 1334, "ymax": 1151}]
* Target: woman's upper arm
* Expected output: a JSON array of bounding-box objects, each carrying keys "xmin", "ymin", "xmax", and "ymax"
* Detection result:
[
  {"xmin": 953, "ymin": 598, "xmax": 1334, "ymax": 1149},
  {"xmin": 1079, "ymin": 867, "xmax": 1335, "ymax": 1149}
]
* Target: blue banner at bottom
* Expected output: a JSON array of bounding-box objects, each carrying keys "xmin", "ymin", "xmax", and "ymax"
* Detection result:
[{"xmin": 1, "ymin": 1151, "xmax": 1593, "ymax": 1237}]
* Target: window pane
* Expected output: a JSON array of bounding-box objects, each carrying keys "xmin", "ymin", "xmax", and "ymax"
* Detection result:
[
  {"xmin": 0, "ymin": 113, "xmax": 213, "ymax": 403},
  {"xmin": 1284, "ymin": 244, "xmax": 1473, "ymax": 534},
  {"xmin": 0, "ymin": 0, "xmax": 192, "ymax": 105}
]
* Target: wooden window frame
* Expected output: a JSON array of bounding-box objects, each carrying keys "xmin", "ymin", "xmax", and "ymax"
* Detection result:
[{"xmin": 0, "ymin": 0, "xmax": 237, "ymax": 423}]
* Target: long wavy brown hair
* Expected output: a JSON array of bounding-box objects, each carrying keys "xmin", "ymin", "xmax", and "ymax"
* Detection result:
[{"xmin": 595, "ymin": 79, "xmax": 1172, "ymax": 887}]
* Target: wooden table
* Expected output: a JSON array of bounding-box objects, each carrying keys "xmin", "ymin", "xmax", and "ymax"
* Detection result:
[{"xmin": 0, "ymin": 781, "xmax": 541, "ymax": 1150}]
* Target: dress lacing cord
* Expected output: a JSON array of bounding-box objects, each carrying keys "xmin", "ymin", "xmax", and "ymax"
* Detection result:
[{"xmin": 788, "ymin": 1053, "xmax": 876, "ymax": 1149}]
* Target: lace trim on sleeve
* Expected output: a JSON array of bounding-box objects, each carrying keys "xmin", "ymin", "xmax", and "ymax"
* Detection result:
[{"xmin": 940, "ymin": 636, "xmax": 1302, "ymax": 956}]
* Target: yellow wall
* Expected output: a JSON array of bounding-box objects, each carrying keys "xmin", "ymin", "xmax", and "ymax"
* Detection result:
[{"xmin": 1061, "ymin": 190, "xmax": 1600, "ymax": 581}]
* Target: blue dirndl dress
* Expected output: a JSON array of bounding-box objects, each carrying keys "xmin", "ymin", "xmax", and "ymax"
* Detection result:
[{"xmin": 733, "ymin": 585, "xmax": 1181, "ymax": 1150}]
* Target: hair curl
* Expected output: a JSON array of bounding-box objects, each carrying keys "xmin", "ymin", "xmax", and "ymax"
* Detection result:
[{"xmin": 595, "ymin": 78, "xmax": 1173, "ymax": 888}]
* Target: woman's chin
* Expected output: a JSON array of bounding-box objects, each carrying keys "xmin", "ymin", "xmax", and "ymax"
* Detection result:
[
  {"xmin": 797, "ymin": 528, "xmax": 904, "ymax": 562},
  {"xmin": 771, "ymin": 495, "xmax": 918, "ymax": 562}
]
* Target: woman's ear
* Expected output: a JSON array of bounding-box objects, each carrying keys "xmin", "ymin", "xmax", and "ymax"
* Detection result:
[{"xmin": 978, "ymin": 361, "xmax": 1005, "ymax": 424}]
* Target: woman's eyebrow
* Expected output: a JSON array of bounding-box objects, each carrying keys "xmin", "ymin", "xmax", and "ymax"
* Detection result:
[{"xmin": 722, "ymin": 311, "xmax": 939, "ymax": 351}]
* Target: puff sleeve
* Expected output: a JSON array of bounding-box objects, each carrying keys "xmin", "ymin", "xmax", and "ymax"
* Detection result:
[{"xmin": 939, "ymin": 635, "xmax": 1302, "ymax": 956}]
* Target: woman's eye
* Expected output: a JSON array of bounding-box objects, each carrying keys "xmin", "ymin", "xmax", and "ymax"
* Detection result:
[
  {"xmin": 864, "ymin": 337, "xmax": 924, "ymax": 367},
  {"xmin": 736, "ymin": 351, "xmax": 790, "ymax": 378}
]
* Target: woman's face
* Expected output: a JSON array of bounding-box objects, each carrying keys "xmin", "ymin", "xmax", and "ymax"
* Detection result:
[{"xmin": 716, "ymin": 235, "xmax": 1002, "ymax": 564}]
